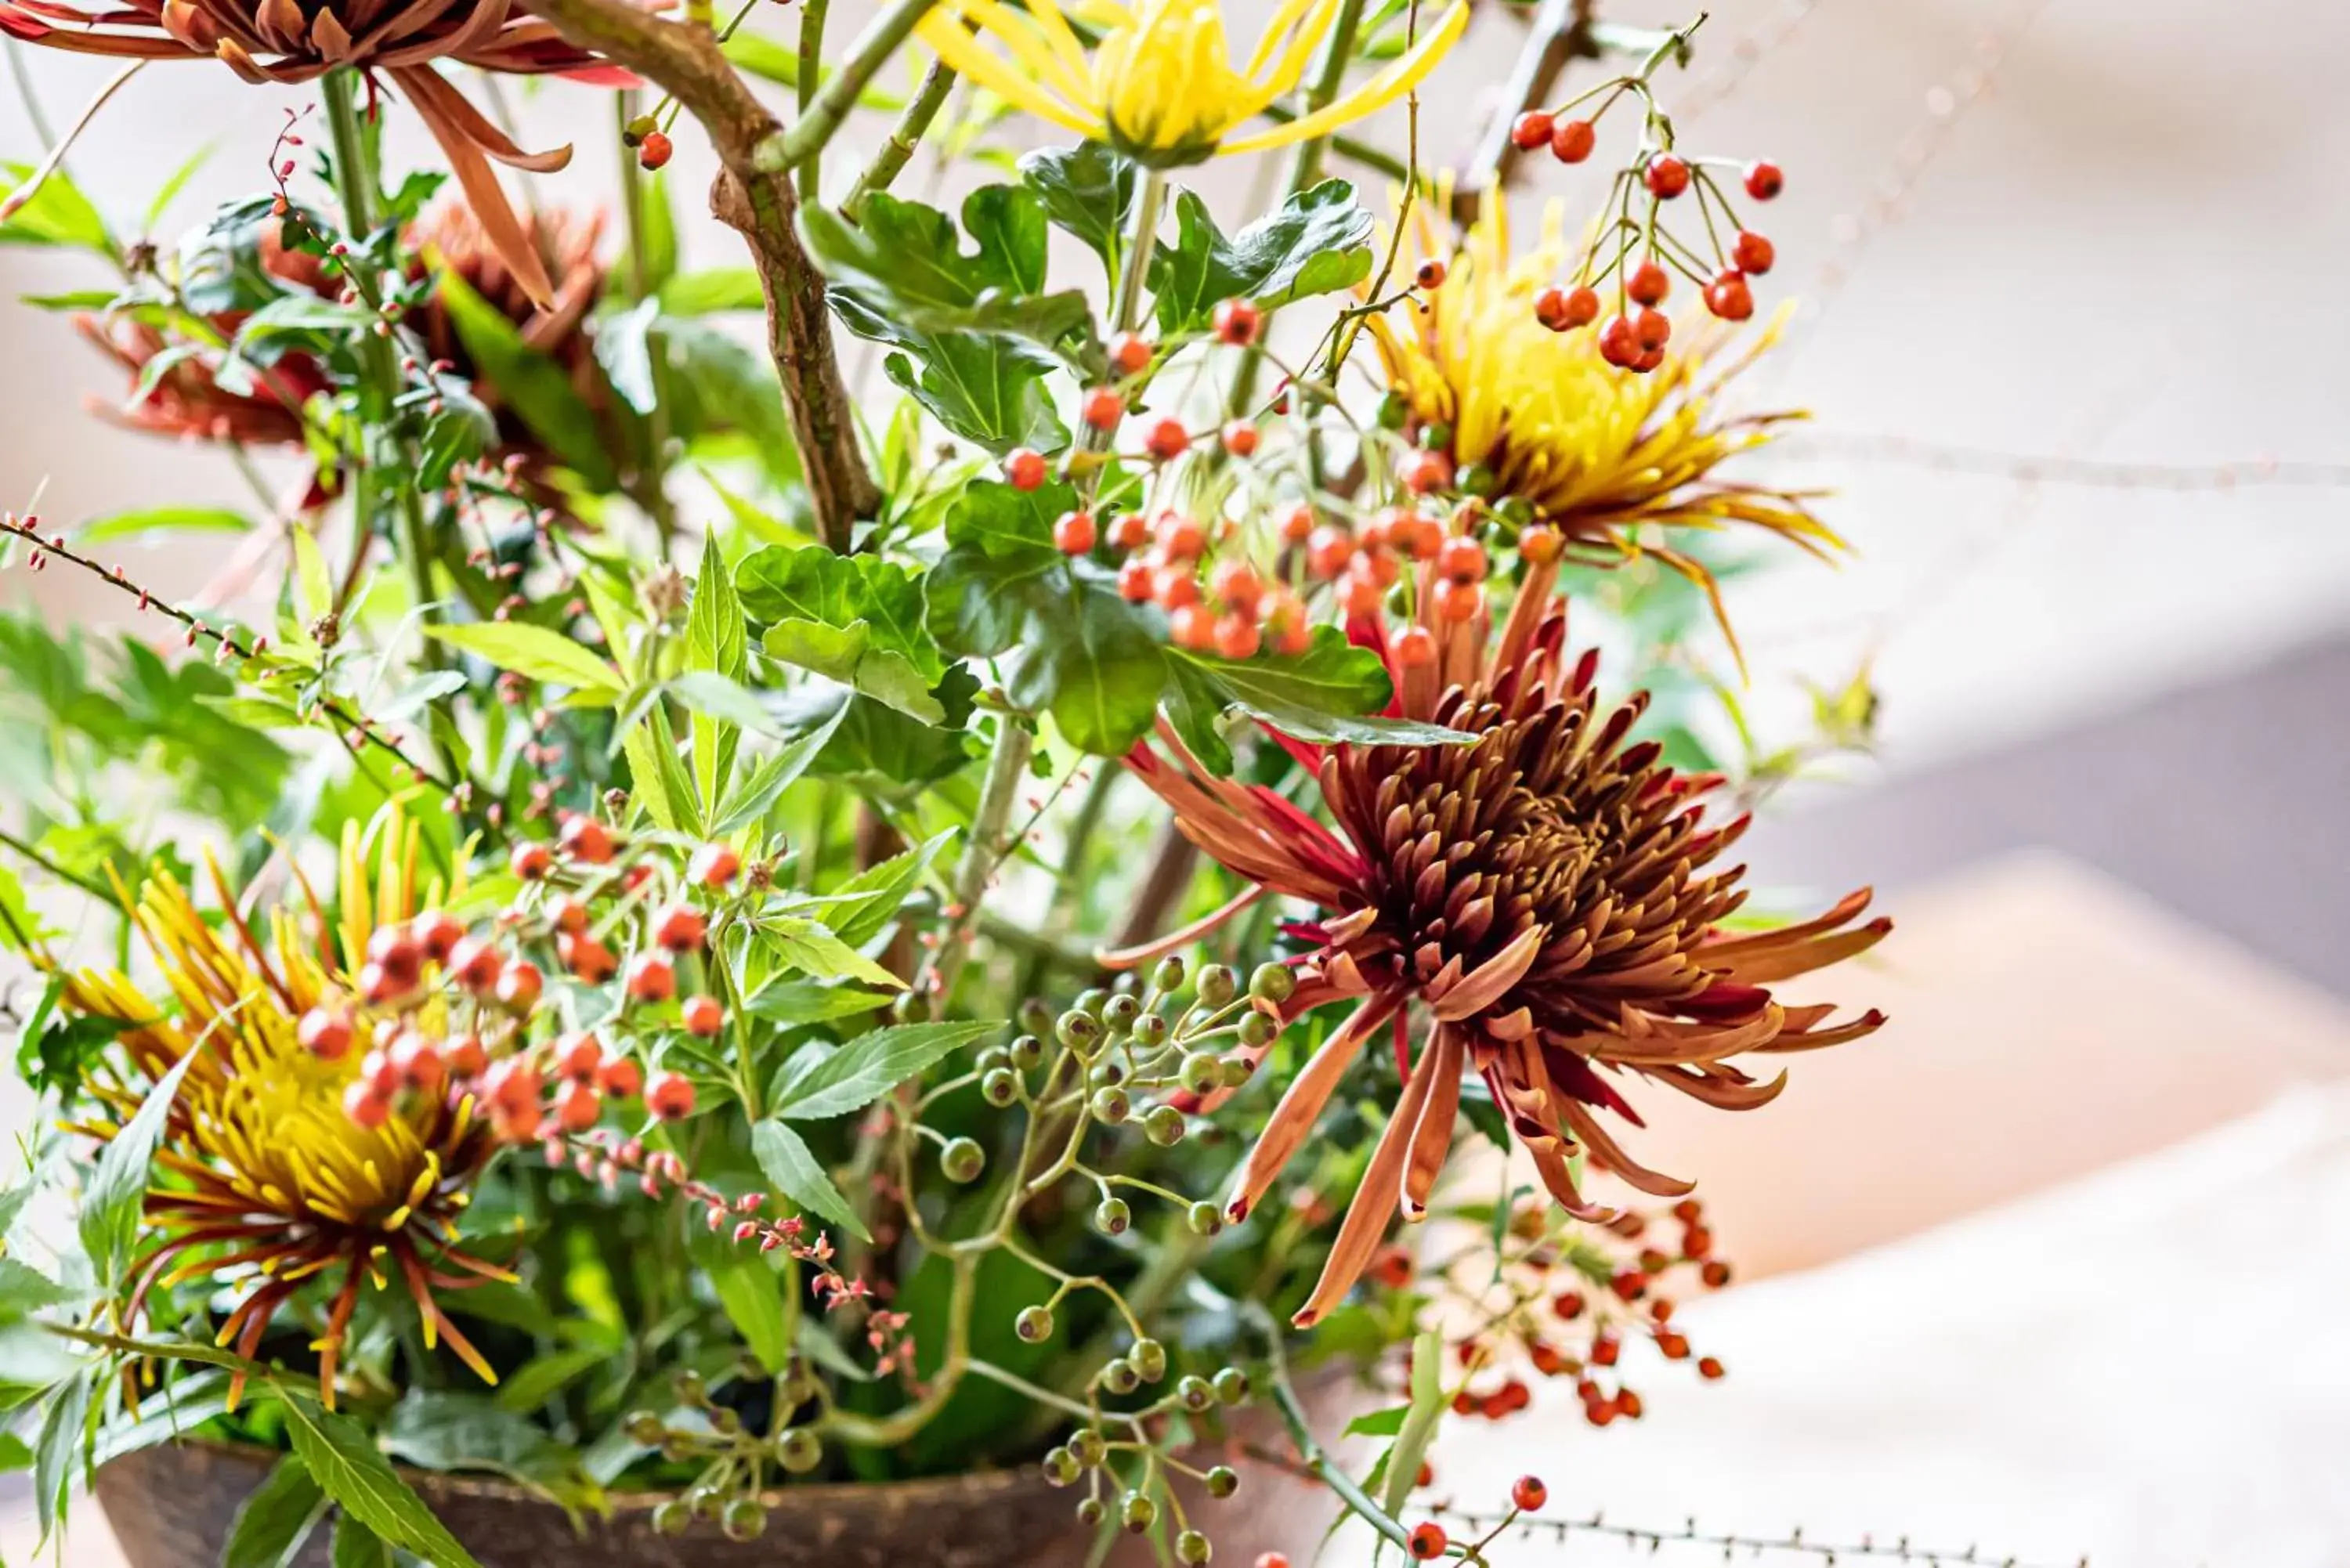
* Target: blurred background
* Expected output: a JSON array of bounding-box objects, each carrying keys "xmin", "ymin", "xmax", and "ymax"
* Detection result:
[{"xmin": 5, "ymin": 1, "xmax": 2349, "ymax": 1563}]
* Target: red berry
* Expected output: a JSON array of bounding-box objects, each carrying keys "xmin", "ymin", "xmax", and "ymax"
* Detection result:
[
  {"xmin": 1628, "ymin": 258, "xmax": 1669, "ymax": 306},
  {"xmin": 1053, "ymin": 509, "xmax": 1097, "ymax": 554},
  {"xmin": 557, "ymin": 1080, "xmax": 602, "ymax": 1133},
  {"xmin": 1645, "ymin": 154, "xmax": 1690, "ymax": 198},
  {"xmin": 598, "ymin": 1055, "xmax": 644, "ymax": 1099},
  {"xmin": 1145, "ymin": 417, "xmax": 1188, "ymax": 461},
  {"xmin": 1415, "ymin": 258, "xmax": 1448, "ymax": 291},
  {"xmin": 1509, "ymin": 110, "xmax": 1553, "ymax": 150},
  {"xmin": 1082, "ymin": 385, "xmax": 1125, "ymax": 430},
  {"xmin": 1213, "ymin": 612, "xmax": 1261, "ymax": 659},
  {"xmin": 1633, "ymin": 344, "xmax": 1665, "ymax": 374},
  {"xmin": 1155, "ymin": 567, "xmax": 1202, "ymax": 609},
  {"xmin": 1399, "ymin": 449, "xmax": 1452, "ymax": 495},
  {"xmin": 1705, "ymin": 271, "xmax": 1754, "ymax": 322},
  {"xmin": 1003, "ymin": 447, "xmax": 1048, "ymax": 491},
  {"xmin": 1552, "ymin": 1289, "xmax": 1585, "ymax": 1319},
  {"xmin": 342, "ymin": 1082, "xmax": 390, "ymax": 1129},
  {"xmin": 1562, "ymin": 285, "xmax": 1600, "ymax": 328},
  {"xmin": 558, "ymin": 1032, "xmax": 606, "ymax": 1084},
  {"xmin": 1157, "ymin": 512, "xmax": 1206, "ymax": 559},
  {"xmin": 1394, "ymin": 626, "xmax": 1437, "ymax": 668},
  {"xmin": 1744, "ymin": 160, "xmax": 1784, "ymax": 201},
  {"xmin": 1731, "ymin": 229, "xmax": 1775, "ymax": 274},
  {"xmin": 486, "ymin": 1057, "xmax": 540, "ymax": 1114},
  {"xmin": 1431, "ymin": 576, "xmax": 1482, "ymax": 623},
  {"xmin": 550, "ymin": 896, "xmax": 591, "ymax": 938},
  {"xmin": 1632, "ymin": 307, "xmax": 1672, "ymax": 351},
  {"xmin": 446, "ymin": 935, "xmax": 503, "ymax": 992},
  {"xmin": 1597, "ymin": 313, "xmax": 1639, "ymax": 367},
  {"xmin": 1307, "ymin": 526, "xmax": 1353, "ymax": 580},
  {"xmin": 298, "ymin": 1007, "xmax": 352, "ymax": 1060},
  {"xmin": 646, "ymin": 1071, "xmax": 696, "ymax": 1120},
  {"xmin": 359, "ymin": 1050, "xmax": 403, "ymax": 1099},
  {"xmin": 1108, "ymin": 331, "xmax": 1153, "ymax": 375},
  {"xmin": 1341, "ymin": 569, "xmax": 1384, "ymax": 617},
  {"xmin": 625, "ymin": 951, "xmax": 677, "ymax": 1004},
  {"xmin": 1118, "ymin": 559, "xmax": 1155, "ymax": 602},
  {"xmin": 1407, "ymin": 1523, "xmax": 1448, "ymax": 1561},
  {"xmin": 1520, "ymin": 525, "xmax": 1563, "ymax": 565},
  {"xmin": 1109, "ymin": 511, "xmax": 1152, "ymax": 551},
  {"xmin": 388, "ymin": 1032, "xmax": 443, "ymax": 1093},
  {"xmin": 1436, "ymin": 537, "xmax": 1486, "ymax": 583},
  {"xmin": 559, "ymin": 815, "xmax": 614, "ymax": 864},
  {"xmin": 1256, "ymin": 1557, "xmax": 1291, "ymax": 1568},
  {"xmin": 444, "ymin": 1033, "xmax": 487, "ymax": 1078},
  {"xmin": 682, "ymin": 995, "xmax": 725, "ymax": 1036},
  {"xmin": 1549, "ymin": 117, "xmax": 1596, "ymax": 164},
  {"xmin": 1213, "ymin": 298, "xmax": 1260, "ymax": 345},
  {"xmin": 1209, "ymin": 558, "xmax": 1263, "ymax": 610},
  {"xmin": 495, "ymin": 958, "xmax": 544, "ymax": 1013},
  {"xmin": 1220, "ymin": 420, "xmax": 1259, "ymax": 457},
  {"xmin": 1697, "ymin": 1355, "xmax": 1726, "ymax": 1379},
  {"xmin": 1169, "ymin": 604, "xmax": 1216, "ymax": 652},
  {"xmin": 411, "ymin": 911, "xmax": 463, "ymax": 962},
  {"xmin": 653, "ymin": 903, "xmax": 707, "ymax": 952},
  {"xmin": 638, "ymin": 130, "xmax": 673, "ymax": 171},
  {"xmin": 1534, "ymin": 287, "xmax": 1571, "ymax": 332},
  {"xmin": 1657, "ymin": 1331, "xmax": 1690, "ymax": 1360},
  {"xmin": 559, "ymin": 931, "xmax": 617, "ymax": 983},
  {"xmin": 689, "ymin": 844, "xmax": 740, "ymax": 888}
]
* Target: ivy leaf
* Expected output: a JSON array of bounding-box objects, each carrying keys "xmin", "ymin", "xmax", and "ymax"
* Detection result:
[
  {"xmin": 925, "ymin": 479, "xmax": 1168, "ymax": 754},
  {"xmin": 276, "ymin": 1387, "xmax": 485, "ymax": 1568},
  {"xmin": 769, "ymin": 1021, "xmax": 1003, "ymax": 1121},
  {"xmin": 81, "ymin": 1031, "xmax": 207, "ymax": 1287},
  {"xmin": 751, "ymin": 1119, "xmax": 869, "ymax": 1241},
  {"xmin": 425, "ymin": 622, "xmax": 621, "ymax": 697},
  {"xmin": 433, "ymin": 266, "xmax": 616, "ymax": 490},
  {"xmin": 1019, "ymin": 143, "xmax": 1141, "ymax": 272},
  {"xmin": 866, "ymin": 320, "xmax": 1070, "ymax": 456},
  {"xmin": 1149, "ymin": 180, "xmax": 1376, "ymax": 337},
  {"xmin": 221, "ymin": 1454, "xmax": 327, "ymax": 1568},
  {"xmin": 739, "ymin": 547, "xmax": 945, "ymax": 722}
]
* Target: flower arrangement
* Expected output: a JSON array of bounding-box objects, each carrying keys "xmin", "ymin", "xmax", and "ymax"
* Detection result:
[{"xmin": 0, "ymin": 2, "xmax": 1893, "ymax": 1564}]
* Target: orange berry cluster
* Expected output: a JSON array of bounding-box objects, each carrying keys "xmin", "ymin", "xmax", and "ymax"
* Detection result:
[{"xmin": 306, "ymin": 812, "xmax": 754, "ymax": 1140}]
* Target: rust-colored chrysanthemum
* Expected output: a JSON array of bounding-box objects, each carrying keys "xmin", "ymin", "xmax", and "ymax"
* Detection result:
[
  {"xmin": 55, "ymin": 811, "xmax": 508, "ymax": 1408},
  {"xmin": 0, "ymin": 0, "xmax": 622, "ymax": 304},
  {"xmin": 1110, "ymin": 544, "xmax": 1889, "ymax": 1326}
]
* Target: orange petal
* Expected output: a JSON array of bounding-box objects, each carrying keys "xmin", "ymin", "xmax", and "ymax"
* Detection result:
[
  {"xmin": 1226, "ymin": 991, "xmax": 1400, "ymax": 1223},
  {"xmin": 1293, "ymin": 1030, "xmax": 1445, "ymax": 1328}
]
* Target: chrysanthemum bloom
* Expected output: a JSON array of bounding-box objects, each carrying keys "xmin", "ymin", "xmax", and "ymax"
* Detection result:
[
  {"xmin": 0, "ymin": 0, "xmax": 621, "ymax": 304},
  {"xmin": 1368, "ymin": 193, "xmax": 1841, "ymax": 631},
  {"xmin": 56, "ymin": 813, "xmax": 508, "ymax": 1407},
  {"xmin": 916, "ymin": 0, "xmax": 1468, "ymax": 167},
  {"xmin": 1110, "ymin": 547, "xmax": 1888, "ymax": 1326}
]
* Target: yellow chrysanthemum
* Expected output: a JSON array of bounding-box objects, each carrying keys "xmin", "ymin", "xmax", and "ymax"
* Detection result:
[
  {"xmin": 916, "ymin": 0, "xmax": 1468, "ymax": 167},
  {"xmin": 63, "ymin": 811, "xmax": 504, "ymax": 1407},
  {"xmin": 1368, "ymin": 191, "xmax": 1843, "ymax": 638}
]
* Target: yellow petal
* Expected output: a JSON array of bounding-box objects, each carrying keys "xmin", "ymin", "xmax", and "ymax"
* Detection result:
[{"xmin": 1220, "ymin": 0, "xmax": 1466, "ymax": 154}]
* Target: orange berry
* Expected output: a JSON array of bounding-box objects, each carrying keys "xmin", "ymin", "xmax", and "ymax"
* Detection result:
[
  {"xmin": 1053, "ymin": 509, "xmax": 1097, "ymax": 553},
  {"xmin": 1209, "ymin": 558, "xmax": 1263, "ymax": 610},
  {"xmin": 411, "ymin": 911, "xmax": 463, "ymax": 962},
  {"xmin": 1394, "ymin": 626, "xmax": 1437, "ymax": 667},
  {"xmin": 1398, "ymin": 449, "xmax": 1452, "ymax": 495},
  {"xmin": 444, "ymin": 1033, "xmax": 487, "ymax": 1078},
  {"xmin": 342, "ymin": 1082, "xmax": 391, "ymax": 1129},
  {"xmin": 551, "ymin": 895, "xmax": 591, "ymax": 937},
  {"xmin": 1414, "ymin": 258, "xmax": 1446, "ymax": 291},
  {"xmin": 388, "ymin": 1031, "xmax": 443, "ymax": 1093},
  {"xmin": 1213, "ymin": 612, "xmax": 1262, "ymax": 659},
  {"xmin": 682, "ymin": 995, "xmax": 725, "ymax": 1036},
  {"xmin": 1342, "ymin": 569, "xmax": 1385, "ymax": 617},
  {"xmin": 646, "ymin": 1071, "xmax": 697, "ymax": 1120},
  {"xmin": 1118, "ymin": 559, "xmax": 1156, "ymax": 602},
  {"xmin": 1697, "ymin": 1355, "xmax": 1726, "ymax": 1379},
  {"xmin": 1509, "ymin": 110, "xmax": 1553, "ymax": 150},
  {"xmin": 626, "ymin": 951, "xmax": 677, "ymax": 1004},
  {"xmin": 1550, "ymin": 117, "xmax": 1595, "ymax": 163},
  {"xmin": 1213, "ymin": 298, "xmax": 1260, "ymax": 345},
  {"xmin": 599, "ymin": 1055, "xmax": 645, "ymax": 1098},
  {"xmin": 298, "ymin": 1007, "xmax": 353, "ymax": 1060},
  {"xmin": 1082, "ymin": 385, "xmax": 1125, "ymax": 430},
  {"xmin": 1156, "ymin": 513, "xmax": 1206, "ymax": 560},
  {"xmin": 1633, "ymin": 307, "xmax": 1671, "ymax": 352},
  {"xmin": 1407, "ymin": 1523, "xmax": 1448, "ymax": 1561},
  {"xmin": 1108, "ymin": 331, "xmax": 1153, "ymax": 375},
  {"xmin": 1644, "ymin": 153, "xmax": 1690, "ymax": 197},
  {"xmin": 559, "ymin": 931, "xmax": 617, "ymax": 983},
  {"xmin": 1520, "ymin": 525, "xmax": 1564, "ymax": 565},
  {"xmin": 557, "ymin": 1080, "xmax": 602, "ymax": 1132},
  {"xmin": 1306, "ymin": 526, "xmax": 1354, "ymax": 579},
  {"xmin": 1145, "ymin": 417, "xmax": 1188, "ymax": 461},
  {"xmin": 1155, "ymin": 567, "xmax": 1202, "ymax": 609},
  {"xmin": 1433, "ymin": 579, "xmax": 1482, "ymax": 623},
  {"xmin": 1220, "ymin": 420, "xmax": 1259, "ymax": 457},
  {"xmin": 494, "ymin": 958, "xmax": 544, "ymax": 1013},
  {"xmin": 1109, "ymin": 511, "xmax": 1152, "ymax": 550},
  {"xmin": 1437, "ymin": 537, "xmax": 1486, "ymax": 583},
  {"xmin": 1628, "ymin": 259, "xmax": 1670, "ymax": 306},
  {"xmin": 1170, "ymin": 604, "xmax": 1217, "ymax": 652},
  {"xmin": 1744, "ymin": 160, "xmax": 1784, "ymax": 200},
  {"xmin": 1513, "ymin": 1476, "xmax": 1549, "ymax": 1512},
  {"xmin": 559, "ymin": 815, "xmax": 614, "ymax": 864},
  {"xmin": 653, "ymin": 903, "xmax": 707, "ymax": 952},
  {"xmin": 689, "ymin": 844, "xmax": 740, "ymax": 888},
  {"xmin": 1003, "ymin": 447, "xmax": 1048, "ymax": 491},
  {"xmin": 1732, "ymin": 229, "xmax": 1774, "ymax": 275},
  {"xmin": 446, "ymin": 934, "xmax": 503, "ymax": 992},
  {"xmin": 1279, "ymin": 504, "xmax": 1315, "ymax": 542}
]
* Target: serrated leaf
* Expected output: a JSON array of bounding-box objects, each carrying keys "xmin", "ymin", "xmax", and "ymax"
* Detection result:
[
  {"xmin": 375, "ymin": 670, "xmax": 468, "ymax": 724},
  {"xmin": 752, "ymin": 1119, "xmax": 869, "ymax": 1241},
  {"xmin": 816, "ymin": 829, "xmax": 953, "ymax": 947},
  {"xmin": 77, "ymin": 506, "xmax": 250, "ymax": 544},
  {"xmin": 490, "ymin": 1346, "xmax": 606, "ymax": 1414},
  {"xmin": 871, "ymin": 328, "xmax": 1069, "ymax": 455},
  {"xmin": 81, "ymin": 1032, "xmax": 207, "ymax": 1286},
  {"xmin": 762, "ymin": 916, "xmax": 906, "ymax": 991},
  {"xmin": 770, "ymin": 1020, "xmax": 1002, "ymax": 1121},
  {"xmin": 378, "ymin": 1391, "xmax": 599, "ymax": 1510},
  {"xmin": 276, "ymin": 1386, "xmax": 485, "ymax": 1568},
  {"xmin": 1344, "ymin": 1404, "xmax": 1412, "ymax": 1439},
  {"xmin": 434, "ymin": 266, "xmax": 616, "ymax": 490},
  {"xmin": 706, "ymin": 703, "xmax": 846, "ymax": 837},
  {"xmin": 32, "ymin": 1368, "xmax": 91, "ymax": 1541},
  {"xmin": 426, "ymin": 622, "xmax": 621, "ymax": 696},
  {"xmin": 668, "ymin": 670, "xmax": 781, "ymax": 739},
  {"xmin": 0, "ymin": 1259, "xmax": 74, "ymax": 1323},
  {"xmin": 740, "ymin": 980, "xmax": 893, "ymax": 1025},
  {"xmin": 222, "ymin": 1454, "xmax": 326, "ymax": 1568},
  {"xmin": 1150, "ymin": 180, "xmax": 1376, "ymax": 336},
  {"xmin": 689, "ymin": 544, "xmax": 747, "ymax": 681},
  {"xmin": 620, "ymin": 717, "xmax": 682, "ymax": 832}
]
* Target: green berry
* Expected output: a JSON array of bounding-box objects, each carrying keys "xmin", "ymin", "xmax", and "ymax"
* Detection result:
[
  {"xmin": 1131, "ymin": 1011, "xmax": 1170, "ymax": 1047},
  {"xmin": 1249, "ymin": 962, "xmax": 1296, "ymax": 1003},
  {"xmin": 1088, "ymin": 1057, "xmax": 1129, "ymax": 1089},
  {"xmin": 1100, "ymin": 1357, "xmax": 1141, "ymax": 1396},
  {"xmin": 1056, "ymin": 1010, "xmax": 1101, "ymax": 1050},
  {"xmin": 1074, "ymin": 986, "xmax": 1111, "ymax": 1020},
  {"xmin": 1144, "ymin": 1104, "xmax": 1187, "ymax": 1146},
  {"xmin": 1102, "ymin": 992, "xmax": 1142, "ymax": 1032},
  {"xmin": 1094, "ymin": 1196, "xmax": 1132, "ymax": 1235},
  {"xmin": 1042, "ymin": 1447, "xmax": 1079, "ymax": 1486},
  {"xmin": 941, "ymin": 1136, "xmax": 985, "ymax": 1183},
  {"xmin": 624, "ymin": 1410, "xmax": 665, "ymax": 1445},
  {"xmin": 1220, "ymin": 1054, "xmax": 1256, "ymax": 1089},
  {"xmin": 1424, "ymin": 419, "xmax": 1455, "ymax": 451},
  {"xmin": 1018, "ymin": 996, "xmax": 1054, "ymax": 1035},
  {"xmin": 1015, "ymin": 1304, "xmax": 1056, "ymax": 1343},
  {"xmin": 1496, "ymin": 495, "xmax": 1536, "ymax": 527},
  {"xmin": 1187, "ymin": 1201, "xmax": 1224, "ymax": 1237},
  {"xmin": 660, "ymin": 1434, "xmax": 696, "ymax": 1463},
  {"xmin": 650, "ymin": 1500, "xmax": 692, "ymax": 1537},
  {"xmin": 1177, "ymin": 1375, "xmax": 1215, "ymax": 1411},
  {"xmin": 1458, "ymin": 461, "xmax": 1498, "ymax": 497},
  {"xmin": 1377, "ymin": 391, "xmax": 1410, "ymax": 429},
  {"xmin": 1213, "ymin": 1367, "xmax": 1250, "ymax": 1404},
  {"xmin": 1070, "ymin": 1428, "xmax": 1108, "ymax": 1467},
  {"xmin": 982, "ymin": 1067, "xmax": 1021, "ymax": 1107},
  {"xmin": 721, "ymin": 1498, "xmax": 767, "ymax": 1542},
  {"xmin": 709, "ymin": 1405, "xmax": 741, "ymax": 1435},
  {"xmin": 1076, "ymin": 1498, "xmax": 1106, "ymax": 1526},
  {"xmin": 1129, "ymin": 1338, "xmax": 1167, "ymax": 1383},
  {"xmin": 1150, "ymin": 955, "xmax": 1186, "ymax": 992},
  {"xmin": 1195, "ymin": 963, "xmax": 1238, "ymax": 1007},
  {"xmin": 1177, "ymin": 1527, "xmax": 1213, "ymax": 1563},
  {"xmin": 691, "ymin": 1486, "xmax": 726, "ymax": 1520},
  {"xmin": 1090, "ymin": 1086, "xmax": 1131, "ymax": 1125},
  {"xmin": 672, "ymin": 1369, "xmax": 707, "ymax": 1406},
  {"xmin": 1205, "ymin": 1465, "xmax": 1239, "ymax": 1499},
  {"xmin": 1178, "ymin": 1052, "xmax": 1222, "ymax": 1094},
  {"xmin": 1237, "ymin": 1009, "xmax": 1278, "ymax": 1047},
  {"xmin": 776, "ymin": 1427, "xmax": 822, "ymax": 1473},
  {"xmin": 974, "ymin": 1045, "xmax": 1012, "ymax": 1075},
  {"xmin": 1121, "ymin": 1491, "xmax": 1157, "ymax": 1534},
  {"xmin": 891, "ymin": 988, "xmax": 935, "ymax": 1024},
  {"xmin": 1009, "ymin": 1031, "xmax": 1046, "ymax": 1069}
]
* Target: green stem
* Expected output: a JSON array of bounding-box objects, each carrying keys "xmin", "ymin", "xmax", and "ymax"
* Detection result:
[
  {"xmin": 1249, "ymin": 1304, "xmax": 1413, "ymax": 1552},
  {"xmin": 320, "ymin": 70, "xmax": 444, "ymax": 680},
  {"xmin": 842, "ymin": 57, "xmax": 955, "ymax": 222},
  {"xmin": 923, "ymin": 712, "xmax": 1035, "ymax": 1000},
  {"xmin": 616, "ymin": 90, "xmax": 678, "ymax": 552},
  {"xmin": 0, "ymin": 826, "xmax": 112, "ymax": 903},
  {"xmin": 794, "ymin": 0, "xmax": 828, "ymax": 197},
  {"xmin": 1111, "ymin": 167, "xmax": 1166, "ymax": 338},
  {"xmin": 763, "ymin": 0, "xmax": 940, "ymax": 174}
]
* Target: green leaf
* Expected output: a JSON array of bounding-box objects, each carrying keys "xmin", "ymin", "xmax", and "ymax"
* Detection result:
[
  {"xmin": 689, "ymin": 1228, "xmax": 790, "ymax": 1374},
  {"xmin": 724, "ymin": 32, "xmax": 904, "ymax": 107},
  {"xmin": 752, "ymin": 1119, "xmax": 869, "ymax": 1241},
  {"xmin": 620, "ymin": 716, "xmax": 682, "ymax": 833},
  {"xmin": 739, "ymin": 546, "xmax": 945, "ymax": 722},
  {"xmin": 176, "ymin": 195, "xmax": 283, "ymax": 315},
  {"xmin": 144, "ymin": 143, "xmax": 216, "ymax": 232},
  {"xmin": 0, "ymin": 1259, "xmax": 73, "ymax": 1323},
  {"xmin": 815, "ymin": 829, "xmax": 953, "ymax": 948},
  {"xmin": 331, "ymin": 1519, "xmax": 396, "ymax": 1568},
  {"xmin": 740, "ymin": 980, "xmax": 892, "ymax": 1026},
  {"xmin": 378, "ymin": 1391, "xmax": 599, "ymax": 1510},
  {"xmin": 801, "ymin": 188, "xmax": 1093, "ymax": 362},
  {"xmin": 76, "ymin": 506, "xmax": 250, "ymax": 545},
  {"xmin": 426, "ymin": 622, "xmax": 621, "ymax": 696},
  {"xmin": 1149, "ymin": 180, "xmax": 1376, "ymax": 336},
  {"xmin": 434, "ymin": 266, "xmax": 616, "ymax": 490},
  {"xmin": 0, "ymin": 1431, "xmax": 31, "ymax": 1470},
  {"xmin": 0, "ymin": 161, "xmax": 109, "ymax": 251},
  {"xmin": 660, "ymin": 317, "xmax": 797, "ymax": 484},
  {"xmin": 706, "ymin": 703, "xmax": 847, "ymax": 838},
  {"xmin": 1381, "ymin": 1329, "xmax": 1446, "ymax": 1519},
  {"xmin": 81, "ymin": 1032, "xmax": 208, "ymax": 1286},
  {"xmin": 1019, "ymin": 143, "xmax": 1141, "ymax": 272},
  {"xmin": 770, "ymin": 1020, "xmax": 1002, "ymax": 1120},
  {"xmin": 761, "ymin": 915, "xmax": 906, "ymax": 992},
  {"xmin": 276, "ymin": 1386, "xmax": 485, "ymax": 1568},
  {"xmin": 290, "ymin": 523, "xmax": 334, "ymax": 622},
  {"xmin": 32, "ymin": 1367, "xmax": 92, "ymax": 1541},
  {"xmin": 491, "ymin": 1346, "xmax": 606, "ymax": 1414},
  {"xmin": 222, "ymin": 1454, "xmax": 327, "ymax": 1568},
  {"xmin": 1344, "ymin": 1404, "xmax": 1412, "ymax": 1439},
  {"xmin": 660, "ymin": 267, "xmax": 766, "ymax": 316},
  {"xmin": 868, "ymin": 326, "xmax": 1069, "ymax": 455},
  {"xmin": 667, "ymin": 670, "xmax": 781, "ymax": 739},
  {"xmin": 689, "ymin": 537, "xmax": 747, "ymax": 681}
]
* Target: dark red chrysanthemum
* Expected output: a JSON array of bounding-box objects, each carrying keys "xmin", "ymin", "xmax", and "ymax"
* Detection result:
[{"xmin": 1110, "ymin": 544, "xmax": 1889, "ymax": 1324}]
